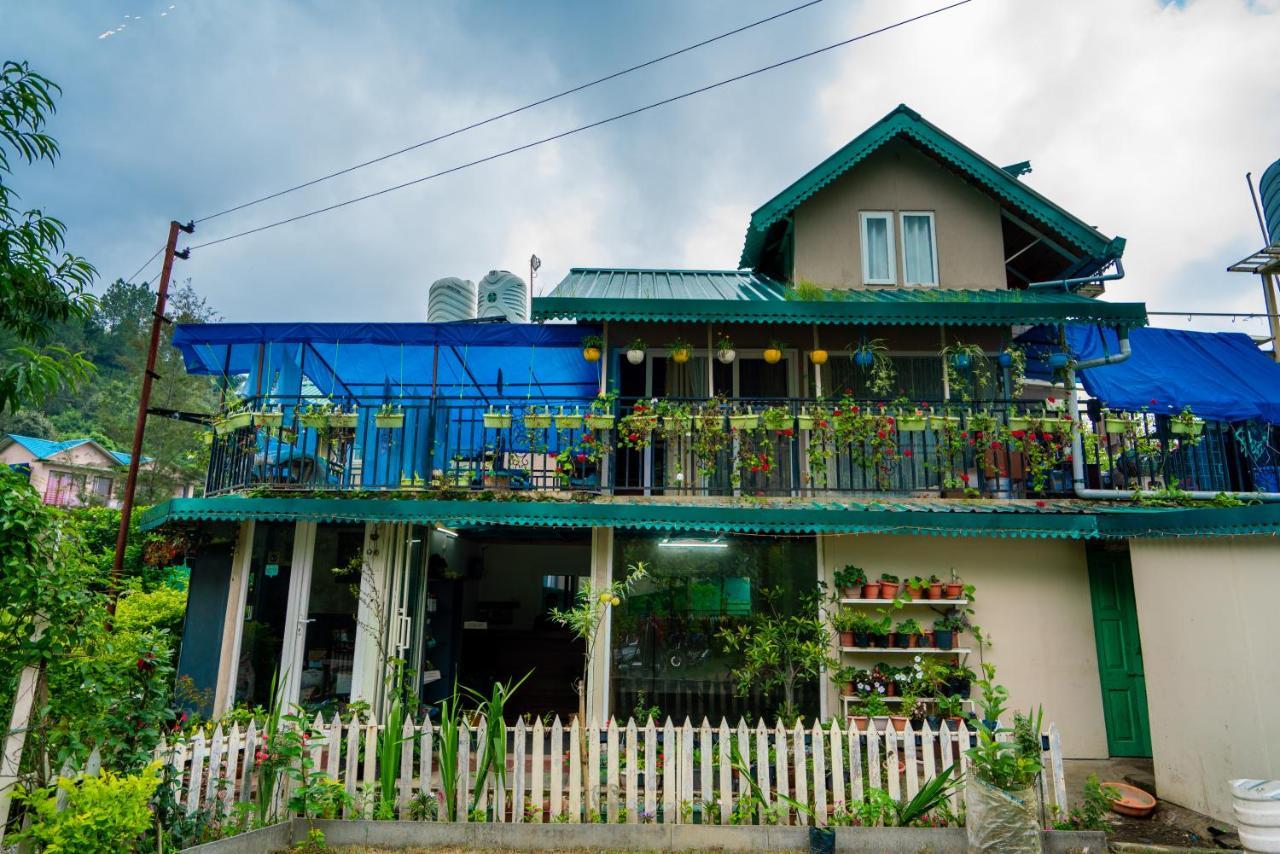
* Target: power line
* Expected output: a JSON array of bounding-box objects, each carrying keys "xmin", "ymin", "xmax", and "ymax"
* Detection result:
[
  {"xmin": 192, "ymin": 0, "xmax": 830, "ymax": 225},
  {"xmin": 122, "ymin": 245, "xmax": 165, "ymax": 284},
  {"xmin": 1148, "ymin": 310, "xmax": 1280, "ymax": 320},
  {"xmin": 190, "ymin": 0, "xmax": 974, "ymax": 252}
]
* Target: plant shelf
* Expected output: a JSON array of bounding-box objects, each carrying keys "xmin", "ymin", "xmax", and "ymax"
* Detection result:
[
  {"xmin": 839, "ymin": 695, "xmax": 971, "ymax": 704},
  {"xmin": 840, "ymin": 647, "xmax": 971, "ymax": 655},
  {"xmin": 839, "ymin": 598, "xmax": 968, "ymax": 606}
]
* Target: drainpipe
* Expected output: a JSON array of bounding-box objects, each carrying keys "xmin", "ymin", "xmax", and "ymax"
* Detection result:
[
  {"xmin": 1029, "ymin": 258, "xmax": 1125, "ymax": 291},
  {"xmin": 1069, "ymin": 328, "xmax": 1280, "ymax": 502}
]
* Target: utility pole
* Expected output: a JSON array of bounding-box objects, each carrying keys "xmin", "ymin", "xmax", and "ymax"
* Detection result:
[{"xmin": 109, "ymin": 219, "xmax": 193, "ymax": 606}]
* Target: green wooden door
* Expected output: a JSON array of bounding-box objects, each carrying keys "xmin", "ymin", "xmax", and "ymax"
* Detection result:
[{"xmin": 1088, "ymin": 551, "xmax": 1152, "ymax": 757}]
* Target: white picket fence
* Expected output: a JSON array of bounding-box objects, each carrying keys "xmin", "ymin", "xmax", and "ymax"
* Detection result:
[{"xmin": 156, "ymin": 715, "xmax": 1071, "ymax": 825}]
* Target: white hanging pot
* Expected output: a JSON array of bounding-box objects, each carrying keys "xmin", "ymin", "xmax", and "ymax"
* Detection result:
[
  {"xmin": 717, "ymin": 349, "xmax": 736, "ymax": 364},
  {"xmin": 626, "ymin": 349, "xmax": 645, "ymax": 365}
]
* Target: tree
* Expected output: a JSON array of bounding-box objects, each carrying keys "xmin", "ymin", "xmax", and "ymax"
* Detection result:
[{"xmin": 0, "ymin": 60, "xmax": 96, "ymax": 415}]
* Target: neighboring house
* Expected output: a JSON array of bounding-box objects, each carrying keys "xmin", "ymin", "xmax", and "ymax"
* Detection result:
[
  {"xmin": 147, "ymin": 105, "xmax": 1280, "ymax": 824},
  {"xmin": 1, "ymin": 433, "xmax": 198, "ymax": 507}
]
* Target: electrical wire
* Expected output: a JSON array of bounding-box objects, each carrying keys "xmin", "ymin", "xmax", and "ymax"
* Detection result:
[
  {"xmin": 192, "ymin": 0, "xmax": 830, "ymax": 225},
  {"xmin": 122, "ymin": 244, "xmax": 165, "ymax": 284},
  {"xmin": 189, "ymin": 0, "xmax": 974, "ymax": 252}
]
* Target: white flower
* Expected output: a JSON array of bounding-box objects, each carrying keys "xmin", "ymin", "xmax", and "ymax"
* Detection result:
[
  {"xmin": 914, "ymin": 656, "xmax": 922, "ymax": 663},
  {"xmin": 675, "ymin": 472, "xmax": 684, "ymax": 482}
]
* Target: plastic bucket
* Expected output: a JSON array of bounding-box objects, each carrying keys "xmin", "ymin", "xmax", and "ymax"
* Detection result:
[{"xmin": 1231, "ymin": 779, "xmax": 1280, "ymax": 853}]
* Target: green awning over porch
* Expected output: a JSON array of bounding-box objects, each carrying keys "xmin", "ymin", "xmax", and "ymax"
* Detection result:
[
  {"xmin": 139, "ymin": 496, "xmax": 1279, "ymax": 540},
  {"xmin": 532, "ymin": 269, "xmax": 1146, "ymax": 328}
]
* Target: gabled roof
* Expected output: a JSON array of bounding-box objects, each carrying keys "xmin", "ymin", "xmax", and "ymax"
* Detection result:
[
  {"xmin": 532, "ymin": 270, "xmax": 1146, "ymax": 328},
  {"xmin": 2, "ymin": 434, "xmax": 150, "ymax": 465},
  {"xmin": 739, "ymin": 104, "xmax": 1126, "ymax": 270}
]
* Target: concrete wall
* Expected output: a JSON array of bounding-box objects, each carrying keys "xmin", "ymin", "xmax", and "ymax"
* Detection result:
[
  {"xmin": 1129, "ymin": 536, "xmax": 1280, "ymax": 823},
  {"xmin": 821, "ymin": 534, "xmax": 1107, "ymax": 759},
  {"xmin": 793, "ymin": 139, "xmax": 1006, "ymax": 290}
]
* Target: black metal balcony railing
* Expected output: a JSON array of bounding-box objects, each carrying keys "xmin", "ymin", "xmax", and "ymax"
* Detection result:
[{"xmin": 204, "ymin": 395, "xmax": 1276, "ymax": 498}]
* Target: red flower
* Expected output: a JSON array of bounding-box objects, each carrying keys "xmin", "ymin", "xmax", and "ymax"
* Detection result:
[
  {"xmin": 960, "ymin": 474, "xmax": 970, "ymax": 484},
  {"xmin": 852, "ymin": 405, "xmax": 861, "ymax": 413},
  {"xmin": 903, "ymin": 448, "xmax": 913, "ymax": 458},
  {"xmin": 833, "ymin": 408, "xmax": 842, "ymax": 416},
  {"xmin": 1011, "ymin": 430, "xmax": 1025, "ymax": 439},
  {"xmin": 886, "ymin": 416, "xmax": 896, "ymax": 425},
  {"xmin": 584, "ymin": 433, "xmax": 594, "ymax": 442},
  {"xmin": 783, "ymin": 428, "xmax": 794, "ymax": 437},
  {"xmin": 628, "ymin": 432, "xmax": 638, "ymax": 442},
  {"xmin": 1035, "ymin": 500, "xmax": 1047, "ymax": 508},
  {"xmin": 817, "ymin": 419, "xmax": 829, "ymax": 428},
  {"xmin": 876, "ymin": 430, "xmax": 886, "ymax": 439},
  {"xmin": 763, "ymin": 462, "xmax": 771, "ymax": 471},
  {"xmin": 991, "ymin": 440, "xmax": 1003, "ymax": 450},
  {"xmin": 961, "ymin": 431, "xmax": 969, "ymax": 439},
  {"xmin": 1046, "ymin": 396, "xmax": 1056, "ymax": 404}
]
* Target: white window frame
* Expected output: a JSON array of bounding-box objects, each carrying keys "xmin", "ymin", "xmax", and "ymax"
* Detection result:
[
  {"xmin": 859, "ymin": 211, "xmax": 897, "ymax": 285},
  {"xmin": 899, "ymin": 211, "xmax": 939, "ymax": 286}
]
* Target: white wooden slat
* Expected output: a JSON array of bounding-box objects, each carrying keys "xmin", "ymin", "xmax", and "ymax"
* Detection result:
[
  {"xmin": 531, "ymin": 718, "xmax": 545, "ymax": 824},
  {"xmin": 643, "ymin": 718, "xmax": 657, "ymax": 821},
  {"xmin": 865, "ymin": 720, "xmax": 881, "ymax": 792},
  {"xmin": 363, "ymin": 720, "xmax": 378, "ymax": 817},
  {"xmin": 568, "ymin": 717, "xmax": 582, "ymax": 823},
  {"xmin": 903, "ymin": 721, "xmax": 919, "ymax": 799},
  {"xmin": 735, "ymin": 719, "xmax": 750, "ymax": 817},
  {"xmin": 958, "ymin": 722, "xmax": 973, "ymax": 782},
  {"xmin": 420, "ymin": 720, "xmax": 434, "ymax": 820},
  {"xmin": 513, "ymin": 719, "xmax": 526, "ymax": 823},
  {"xmin": 810, "ymin": 720, "xmax": 827, "ymax": 827},
  {"xmin": 85, "ymin": 746, "xmax": 102, "ymax": 777},
  {"xmin": 239, "ymin": 722, "xmax": 256, "ymax": 804},
  {"xmin": 885, "ymin": 724, "xmax": 900, "ymax": 802},
  {"xmin": 939, "ymin": 721, "xmax": 958, "ymax": 811},
  {"xmin": 606, "ymin": 719, "xmax": 619, "ymax": 822},
  {"xmin": 680, "ymin": 719, "xmax": 694, "ymax": 824},
  {"xmin": 325, "ymin": 714, "xmax": 342, "ymax": 780},
  {"xmin": 661, "ymin": 718, "xmax": 676, "ymax": 824},
  {"xmin": 474, "ymin": 720, "xmax": 488, "ymax": 816},
  {"xmin": 828, "ymin": 720, "xmax": 845, "ymax": 816},
  {"xmin": 718, "ymin": 719, "xmax": 732, "ymax": 825},
  {"xmin": 790, "ymin": 721, "xmax": 808, "ymax": 826},
  {"xmin": 224, "ymin": 724, "xmax": 242, "ymax": 805},
  {"xmin": 205, "ymin": 725, "xmax": 225, "ymax": 805},
  {"xmin": 1048, "ymin": 723, "xmax": 1067, "ymax": 813},
  {"xmin": 343, "ymin": 718, "xmax": 360, "ymax": 817},
  {"xmin": 494, "ymin": 722, "xmax": 507, "ymax": 824},
  {"xmin": 625, "ymin": 718, "xmax": 638, "ymax": 824},
  {"xmin": 755, "ymin": 720, "xmax": 771, "ymax": 815},
  {"xmin": 587, "ymin": 719, "xmax": 600, "ymax": 820},
  {"xmin": 921, "ymin": 722, "xmax": 937, "ymax": 790},
  {"xmin": 847, "ymin": 718, "xmax": 863, "ymax": 806},
  {"xmin": 773, "ymin": 722, "xmax": 788, "ymax": 825},
  {"xmin": 306, "ymin": 714, "xmax": 324, "ymax": 786},
  {"xmin": 399, "ymin": 716, "xmax": 415, "ymax": 816},
  {"xmin": 549, "ymin": 717, "xmax": 563, "ymax": 822},
  {"xmin": 457, "ymin": 724, "xmax": 470, "ymax": 823},
  {"xmin": 187, "ymin": 731, "xmax": 207, "ymax": 814},
  {"xmin": 699, "ymin": 720, "xmax": 713, "ymax": 823}
]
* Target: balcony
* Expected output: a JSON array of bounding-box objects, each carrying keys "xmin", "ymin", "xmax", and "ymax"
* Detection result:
[{"xmin": 204, "ymin": 395, "xmax": 1274, "ymax": 499}]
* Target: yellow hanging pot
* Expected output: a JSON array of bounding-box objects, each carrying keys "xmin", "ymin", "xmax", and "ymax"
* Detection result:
[
  {"xmin": 583, "ymin": 347, "xmax": 601, "ymax": 362},
  {"xmin": 809, "ymin": 349, "xmax": 829, "ymax": 366},
  {"xmin": 671, "ymin": 347, "xmax": 691, "ymax": 364},
  {"xmin": 763, "ymin": 348, "xmax": 783, "ymax": 365}
]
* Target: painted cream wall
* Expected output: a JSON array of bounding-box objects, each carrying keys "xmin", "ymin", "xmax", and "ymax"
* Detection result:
[
  {"xmin": 822, "ymin": 534, "xmax": 1108, "ymax": 759},
  {"xmin": 793, "ymin": 140, "xmax": 1006, "ymax": 290},
  {"xmin": 1129, "ymin": 536, "xmax": 1280, "ymax": 824}
]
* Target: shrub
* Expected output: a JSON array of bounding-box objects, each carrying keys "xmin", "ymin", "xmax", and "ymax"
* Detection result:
[
  {"xmin": 16, "ymin": 764, "xmax": 161, "ymax": 852},
  {"xmin": 114, "ymin": 584, "xmax": 189, "ymax": 637}
]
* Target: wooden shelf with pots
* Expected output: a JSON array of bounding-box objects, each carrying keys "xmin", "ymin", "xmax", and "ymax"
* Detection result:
[
  {"xmin": 840, "ymin": 647, "xmax": 971, "ymax": 655},
  {"xmin": 838, "ymin": 598, "xmax": 968, "ymax": 606}
]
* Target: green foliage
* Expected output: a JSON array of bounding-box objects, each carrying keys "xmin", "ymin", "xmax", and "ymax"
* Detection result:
[
  {"xmin": 464, "ymin": 671, "xmax": 531, "ymax": 815},
  {"xmin": 16, "ymin": 764, "xmax": 161, "ymax": 853},
  {"xmin": 1052, "ymin": 773, "xmax": 1119, "ymax": 831},
  {"xmin": 114, "ymin": 585, "xmax": 188, "ymax": 637},
  {"xmin": 434, "ymin": 681, "xmax": 465, "ymax": 822},
  {"xmin": 832, "ymin": 564, "xmax": 866, "ymax": 590},
  {"xmin": 717, "ymin": 587, "xmax": 832, "ymax": 723},
  {"xmin": 551, "ymin": 562, "xmax": 648, "ymax": 707},
  {"xmin": 0, "ymin": 60, "xmax": 98, "ymax": 415},
  {"xmin": 966, "ymin": 690, "xmax": 1045, "ymax": 792}
]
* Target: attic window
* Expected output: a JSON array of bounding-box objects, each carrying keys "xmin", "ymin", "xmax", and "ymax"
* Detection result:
[
  {"xmin": 900, "ymin": 212, "xmax": 938, "ymax": 286},
  {"xmin": 859, "ymin": 211, "xmax": 896, "ymax": 285}
]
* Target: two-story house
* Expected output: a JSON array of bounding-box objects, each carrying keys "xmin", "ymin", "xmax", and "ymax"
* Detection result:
[
  {"xmin": 0, "ymin": 433, "xmax": 198, "ymax": 507},
  {"xmin": 144, "ymin": 105, "xmax": 1280, "ymax": 823}
]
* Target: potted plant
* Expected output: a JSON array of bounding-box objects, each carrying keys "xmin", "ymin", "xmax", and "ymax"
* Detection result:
[
  {"xmin": 860, "ymin": 573, "xmax": 880, "ymax": 600},
  {"xmin": 581, "ymin": 334, "xmax": 604, "ymax": 363},
  {"xmin": 832, "ymin": 609, "xmax": 858, "ymax": 648},
  {"xmin": 1102, "ymin": 409, "xmax": 1133, "ymax": 435},
  {"xmin": 833, "ymin": 565, "xmax": 866, "ymax": 599},
  {"xmin": 728, "ymin": 408, "xmax": 759, "ymax": 430},
  {"xmin": 585, "ymin": 390, "xmax": 616, "ymax": 430},
  {"xmin": 483, "ymin": 405, "xmax": 513, "ymax": 429},
  {"xmin": 761, "ymin": 405, "xmax": 794, "ymax": 434},
  {"xmin": 965, "ymin": 672, "xmax": 1042, "ymax": 852},
  {"xmin": 763, "ymin": 339, "xmax": 786, "ymax": 365},
  {"xmin": 943, "ymin": 569, "xmax": 964, "ymax": 599},
  {"xmin": 928, "ymin": 408, "xmax": 962, "ymax": 431},
  {"xmin": 945, "ymin": 665, "xmax": 976, "ymax": 699},
  {"xmin": 618, "ymin": 400, "xmax": 659, "ymax": 449},
  {"xmin": 895, "ymin": 618, "xmax": 922, "ymax": 648},
  {"xmin": 860, "ymin": 694, "xmax": 891, "ymax": 731},
  {"xmin": 933, "ymin": 616, "xmax": 959, "ymax": 651},
  {"xmin": 935, "ymin": 694, "xmax": 965, "ymax": 730},
  {"xmin": 657, "ymin": 400, "xmax": 693, "ymax": 435},
  {"xmin": 808, "ymin": 347, "xmax": 828, "ymax": 365},
  {"xmin": 1170, "ymin": 404, "xmax": 1204, "ymax": 437},
  {"xmin": 897, "ymin": 408, "xmax": 927, "ymax": 432},
  {"xmin": 878, "ymin": 572, "xmax": 901, "ymax": 600},
  {"xmin": 869, "ymin": 612, "xmax": 892, "ymax": 648},
  {"xmin": 998, "ymin": 344, "xmax": 1027, "ymax": 399},
  {"xmin": 523, "ymin": 405, "xmax": 553, "ymax": 429},
  {"xmin": 667, "ymin": 337, "xmax": 693, "ymax": 364},
  {"xmin": 891, "ymin": 689, "xmax": 918, "ymax": 732},
  {"xmin": 298, "ymin": 401, "xmax": 331, "ymax": 430},
  {"xmin": 256, "ymin": 405, "xmax": 283, "ymax": 430},
  {"xmin": 849, "ymin": 612, "xmax": 873, "ymax": 648},
  {"xmin": 942, "ymin": 342, "xmax": 993, "ymax": 403},
  {"xmin": 835, "ymin": 664, "xmax": 858, "ymax": 697},
  {"xmin": 796, "ymin": 406, "xmax": 816, "ymax": 431},
  {"xmin": 625, "ymin": 337, "xmax": 647, "ymax": 366},
  {"xmin": 715, "ymin": 333, "xmax": 735, "ymax": 364},
  {"xmin": 375, "ymin": 402, "xmax": 405, "ymax": 429},
  {"xmin": 328, "ymin": 406, "xmax": 359, "ymax": 429},
  {"xmin": 926, "ymin": 574, "xmax": 943, "ymax": 600},
  {"xmin": 905, "ymin": 576, "xmax": 929, "ymax": 600}
]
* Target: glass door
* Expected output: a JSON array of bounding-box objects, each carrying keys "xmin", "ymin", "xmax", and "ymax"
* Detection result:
[
  {"xmin": 297, "ymin": 524, "xmax": 364, "ymax": 714},
  {"xmin": 235, "ymin": 522, "xmax": 295, "ymax": 708}
]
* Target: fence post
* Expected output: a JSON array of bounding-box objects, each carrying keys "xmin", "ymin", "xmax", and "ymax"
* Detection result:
[
  {"xmin": 625, "ymin": 718, "xmax": 638, "ymax": 824},
  {"xmin": 718, "ymin": 719, "xmax": 732, "ymax": 825},
  {"xmin": 513, "ymin": 718, "xmax": 527, "ymax": 823},
  {"xmin": 549, "ymin": 716, "xmax": 563, "ymax": 822},
  {"xmin": 586, "ymin": 718, "xmax": 600, "ymax": 820},
  {"xmin": 568, "ymin": 717, "xmax": 582, "ymax": 823},
  {"xmin": 531, "ymin": 717, "xmax": 545, "ymax": 823},
  {"xmin": 791, "ymin": 720, "xmax": 808, "ymax": 826},
  {"xmin": 810, "ymin": 719, "xmax": 827, "ymax": 826},
  {"xmin": 828, "ymin": 719, "xmax": 844, "ymax": 816},
  {"xmin": 773, "ymin": 721, "xmax": 789, "ymax": 825}
]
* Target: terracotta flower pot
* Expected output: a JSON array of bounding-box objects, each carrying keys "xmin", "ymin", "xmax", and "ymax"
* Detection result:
[
  {"xmin": 879, "ymin": 581, "xmax": 900, "ymax": 599},
  {"xmin": 890, "ymin": 715, "xmax": 909, "ymax": 732},
  {"xmin": 927, "ymin": 583, "xmax": 943, "ymax": 599},
  {"xmin": 943, "ymin": 583, "xmax": 964, "ymax": 598},
  {"xmin": 922, "ymin": 631, "xmax": 935, "ymax": 647},
  {"xmin": 905, "ymin": 634, "xmax": 918, "ymax": 648},
  {"xmin": 850, "ymin": 716, "xmax": 869, "ymax": 731},
  {"xmin": 885, "ymin": 632, "xmax": 898, "ymax": 648},
  {"xmin": 861, "ymin": 582, "xmax": 881, "ymax": 599},
  {"xmin": 839, "ymin": 631, "xmax": 855, "ymax": 647},
  {"xmin": 840, "ymin": 586, "xmax": 859, "ymax": 600},
  {"xmin": 840, "ymin": 683, "xmax": 855, "ymax": 697}
]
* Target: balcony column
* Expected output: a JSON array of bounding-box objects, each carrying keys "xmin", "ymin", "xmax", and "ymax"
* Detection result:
[
  {"xmin": 811, "ymin": 324, "xmax": 823, "ymax": 398},
  {"xmin": 213, "ymin": 520, "xmax": 255, "ymax": 716},
  {"xmin": 586, "ymin": 527, "xmax": 614, "ymax": 724}
]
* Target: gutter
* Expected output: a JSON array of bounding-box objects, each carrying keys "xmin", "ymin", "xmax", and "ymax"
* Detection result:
[
  {"xmin": 1068, "ymin": 328, "xmax": 1280, "ymax": 502},
  {"xmin": 1028, "ymin": 258, "xmax": 1125, "ymax": 291}
]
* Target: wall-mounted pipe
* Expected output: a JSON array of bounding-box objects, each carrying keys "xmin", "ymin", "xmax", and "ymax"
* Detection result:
[
  {"xmin": 1068, "ymin": 328, "xmax": 1280, "ymax": 502},
  {"xmin": 1029, "ymin": 257, "xmax": 1125, "ymax": 291}
]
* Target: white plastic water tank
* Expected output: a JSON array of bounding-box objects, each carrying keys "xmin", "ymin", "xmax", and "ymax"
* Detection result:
[
  {"xmin": 476, "ymin": 270, "xmax": 528, "ymax": 322},
  {"xmin": 1232, "ymin": 779, "xmax": 1280, "ymax": 853},
  {"xmin": 427, "ymin": 277, "xmax": 477, "ymax": 323}
]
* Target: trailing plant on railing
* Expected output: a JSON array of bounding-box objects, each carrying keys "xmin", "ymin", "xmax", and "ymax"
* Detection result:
[
  {"xmin": 617, "ymin": 399, "xmax": 659, "ymax": 450},
  {"xmin": 942, "ymin": 342, "xmax": 993, "ymax": 402},
  {"xmin": 803, "ymin": 404, "xmax": 833, "ymax": 488},
  {"xmin": 1001, "ymin": 344, "xmax": 1027, "ymax": 400},
  {"xmin": 732, "ymin": 424, "xmax": 776, "ymax": 490},
  {"xmin": 691, "ymin": 401, "xmax": 730, "ymax": 480},
  {"xmin": 850, "ymin": 338, "xmax": 896, "ymax": 398}
]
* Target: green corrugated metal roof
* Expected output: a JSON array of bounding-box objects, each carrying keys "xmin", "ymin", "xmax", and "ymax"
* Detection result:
[
  {"xmin": 533, "ymin": 277, "xmax": 1146, "ymax": 327},
  {"xmin": 739, "ymin": 104, "xmax": 1126, "ymax": 270},
  {"xmin": 139, "ymin": 496, "xmax": 1280, "ymax": 540}
]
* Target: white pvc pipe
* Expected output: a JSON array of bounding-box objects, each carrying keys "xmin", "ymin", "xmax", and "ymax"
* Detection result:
[{"xmin": 1069, "ymin": 333, "xmax": 1280, "ymax": 502}]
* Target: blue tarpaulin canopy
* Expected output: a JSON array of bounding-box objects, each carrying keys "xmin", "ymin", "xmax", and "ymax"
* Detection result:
[
  {"xmin": 1021, "ymin": 325, "xmax": 1280, "ymax": 424},
  {"xmin": 172, "ymin": 321, "xmax": 601, "ymax": 402}
]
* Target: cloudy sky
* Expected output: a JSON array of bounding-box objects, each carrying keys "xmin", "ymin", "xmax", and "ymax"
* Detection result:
[{"xmin": 5, "ymin": 0, "xmax": 1279, "ymax": 335}]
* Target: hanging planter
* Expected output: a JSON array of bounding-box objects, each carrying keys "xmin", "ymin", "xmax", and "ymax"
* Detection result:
[
  {"xmin": 585, "ymin": 413, "xmax": 616, "ymax": 430},
  {"xmin": 581, "ymin": 334, "xmax": 603, "ymax": 363},
  {"xmin": 555, "ymin": 407, "xmax": 582, "ymax": 430},
  {"xmin": 667, "ymin": 336, "xmax": 693, "ymax": 364},
  {"xmin": 214, "ymin": 410, "xmax": 254, "ymax": 435},
  {"xmin": 299, "ymin": 406, "xmax": 329, "ymax": 431},
  {"xmin": 950, "ymin": 352, "xmax": 971, "ymax": 370},
  {"xmin": 483, "ymin": 406, "xmax": 513, "ymax": 429},
  {"xmin": 728, "ymin": 411, "xmax": 759, "ymax": 430},
  {"xmin": 715, "ymin": 333, "xmax": 736, "ymax": 364},
  {"xmin": 374, "ymin": 405, "xmax": 405, "ymax": 429},
  {"xmin": 625, "ymin": 337, "xmax": 647, "ymax": 366},
  {"xmin": 523, "ymin": 407, "xmax": 553, "ymax": 429},
  {"xmin": 761, "ymin": 407, "xmax": 794, "ymax": 433},
  {"xmin": 328, "ymin": 408, "xmax": 359, "ymax": 429},
  {"xmin": 256, "ymin": 408, "xmax": 283, "ymax": 430},
  {"xmin": 897, "ymin": 411, "xmax": 927, "ymax": 432},
  {"xmin": 796, "ymin": 409, "xmax": 815, "ymax": 431},
  {"xmin": 1006, "ymin": 413, "xmax": 1033, "ymax": 432},
  {"xmin": 1170, "ymin": 414, "xmax": 1204, "ymax": 436},
  {"xmin": 1103, "ymin": 411, "xmax": 1133, "ymax": 434},
  {"xmin": 808, "ymin": 349, "xmax": 829, "ymax": 366},
  {"xmin": 763, "ymin": 339, "xmax": 785, "ymax": 365},
  {"xmin": 854, "ymin": 350, "xmax": 875, "ymax": 368},
  {"xmin": 662, "ymin": 414, "xmax": 693, "ymax": 433},
  {"xmin": 927, "ymin": 412, "xmax": 960, "ymax": 431}
]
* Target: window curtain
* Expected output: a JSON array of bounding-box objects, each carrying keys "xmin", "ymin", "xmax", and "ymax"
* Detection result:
[
  {"xmin": 865, "ymin": 217, "xmax": 891, "ymax": 280},
  {"xmin": 664, "ymin": 356, "xmax": 708, "ymax": 398},
  {"xmin": 902, "ymin": 215, "xmax": 936, "ymax": 284}
]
